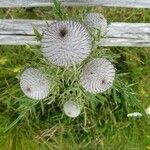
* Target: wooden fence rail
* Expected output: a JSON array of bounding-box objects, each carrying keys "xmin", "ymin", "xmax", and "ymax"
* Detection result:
[
  {"xmin": 0, "ymin": 20, "xmax": 149, "ymax": 47},
  {"xmin": 0, "ymin": 0, "xmax": 150, "ymax": 8}
]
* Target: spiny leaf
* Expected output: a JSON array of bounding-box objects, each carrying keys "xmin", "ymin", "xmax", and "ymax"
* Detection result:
[{"xmin": 33, "ymin": 27, "xmax": 42, "ymax": 41}]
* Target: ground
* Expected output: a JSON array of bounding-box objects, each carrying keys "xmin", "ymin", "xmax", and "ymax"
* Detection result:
[{"xmin": 0, "ymin": 2, "xmax": 150, "ymax": 150}]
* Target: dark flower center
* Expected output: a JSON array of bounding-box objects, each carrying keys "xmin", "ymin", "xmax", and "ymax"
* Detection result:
[
  {"xmin": 59, "ymin": 28, "xmax": 68, "ymax": 38},
  {"xmin": 101, "ymin": 79, "xmax": 106, "ymax": 85},
  {"xmin": 26, "ymin": 87, "xmax": 31, "ymax": 92}
]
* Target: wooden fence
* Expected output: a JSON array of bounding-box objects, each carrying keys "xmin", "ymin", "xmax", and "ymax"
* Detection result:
[{"xmin": 0, "ymin": 0, "xmax": 149, "ymax": 47}]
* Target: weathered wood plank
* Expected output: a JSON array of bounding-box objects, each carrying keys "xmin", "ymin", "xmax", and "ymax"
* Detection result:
[
  {"xmin": 100, "ymin": 38, "xmax": 150, "ymax": 47},
  {"xmin": 0, "ymin": 35, "xmax": 40, "ymax": 45},
  {"xmin": 0, "ymin": 20, "xmax": 150, "ymax": 47},
  {"xmin": 0, "ymin": 0, "xmax": 150, "ymax": 8},
  {"xmin": 0, "ymin": 19, "xmax": 53, "ymax": 35},
  {"xmin": 100, "ymin": 23, "xmax": 150, "ymax": 47}
]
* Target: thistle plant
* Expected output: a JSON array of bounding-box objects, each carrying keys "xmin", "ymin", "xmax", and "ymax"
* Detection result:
[{"xmin": 17, "ymin": 7, "xmax": 145, "ymax": 122}]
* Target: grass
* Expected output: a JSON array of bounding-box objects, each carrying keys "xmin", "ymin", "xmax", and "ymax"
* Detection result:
[{"xmin": 0, "ymin": 1, "xmax": 150, "ymax": 149}]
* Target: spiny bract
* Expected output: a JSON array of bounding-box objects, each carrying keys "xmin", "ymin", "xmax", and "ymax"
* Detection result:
[
  {"xmin": 20, "ymin": 68, "xmax": 50, "ymax": 100},
  {"xmin": 41, "ymin": 21, "xmax": 92, "ymax": 67},
  {"xmin": 80, "ymin": 58, "xmax": 115, "ymax": 94}
]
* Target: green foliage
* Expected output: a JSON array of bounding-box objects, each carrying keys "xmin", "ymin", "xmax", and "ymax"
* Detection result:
[
  {"xmin": 0, "ymin": 2, "xmax": 150, "ymax": 150},
  {"xmin": 52, "ymin": 0, "xmax": 67, "ymax": 20},
  {"xmin": 33, "ymin": 27, "xmax": 42, "ymax": 41}
]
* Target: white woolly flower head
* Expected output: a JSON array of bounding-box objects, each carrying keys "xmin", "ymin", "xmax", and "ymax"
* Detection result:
[
  {"xmin": 84, "ymin": 13, "xmax": 107, "ymax": 35},
  {"xmin": 63, "ymin": 101, "xmax": 81, "ymax": 118},
  {"xmin": 145, "ymin": 106, "xmax": 150, "ymax": 115},
  {"xmin": 127, "ymin": 112, "xmax": 142, "ymax": 117},
  {"xmin": 41, "ymin": 21, "xmax": 92, "ymax": 67},
  {"xmin": 80, "ymin": 58, "xmax": 115, "ymax": 94},
  {"xmin": 20, "ymin": 68, "xmax": 50, "ymax": 100}
]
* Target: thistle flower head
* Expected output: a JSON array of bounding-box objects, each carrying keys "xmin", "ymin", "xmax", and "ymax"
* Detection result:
[
  {"xmin": 84, "ymin": 13, "xmax": 107, "ymax": 35},
  {"xmin": 80, "ymin": 58, "xmax": 115, "ymax": 94},
  {"xmin": 41, "ymin": 21, "xmax": 92, "ymax": 67},
  {"xmin": 63, "ymin": 101, "xmax": 81, "ymax": 118},
  {"xmin": 20, "ymin": 68, "xmax": 50, "ymax": 100}
]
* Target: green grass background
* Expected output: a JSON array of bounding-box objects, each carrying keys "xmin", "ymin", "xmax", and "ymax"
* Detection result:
[{"xmin": 0, "ymin": 3, "xmax": 150, "ymax": 150}]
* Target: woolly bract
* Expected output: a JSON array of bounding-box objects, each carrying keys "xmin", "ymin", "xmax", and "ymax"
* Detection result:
[
  {"xmin": 63, "ymin": 101, "xmax": 81, "ymax": 118},
  {"xmin": 20, "ymin": 68, "xmax": 50, "ymax": 100},
  {"xmin": 41, "ymin": 21, "xmax": 92, "ymax": 67},
  {"xmin": 80, "ymin": 58, "xmax": 115, "ymax": 94},
  {"xmin": 84, "ymin": 13, "xmax": 107, "ymax": 35}
]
